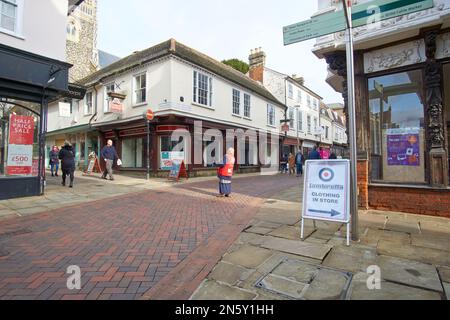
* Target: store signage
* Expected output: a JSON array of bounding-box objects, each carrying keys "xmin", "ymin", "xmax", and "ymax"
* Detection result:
[
  {"xmin": 283, "ymin": 0, "xmax": 433, "ymax": 45},
  {"xmin": 7, "ymin": 114, "xmax": 35, "ymax": 176},
  {"xmin": 281, "ymin": 124, "xmax": 290, "ymax": 132},
  {"xmin": 146, "ymin": 109, "xmax": 154, "ymax": 121},
  {"xmin": 302, "ymin": 160, "xmax": 350, "ymax": 223},
  {"xmin": 8, "ymin": 114, "xmax": 35, "ymax": 145},
  {"xmin": 59, "ymin": 102, "xmax": 71, "ymax": 118},
  {"xmin": 161, "ymin": 151, "xmax": 185, "ymax": 170},
  {"xmin": 109, "ymin": 98, "xmax": 123, "ymax": 114},
  {"xmin": 386, "ymin": 128, "xmax": 420, "ymax": 166}
]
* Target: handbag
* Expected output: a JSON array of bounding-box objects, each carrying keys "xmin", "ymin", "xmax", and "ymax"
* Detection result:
[{"xmin": 117, "ymin": 159, "xmax": 122, "ymax": 166}]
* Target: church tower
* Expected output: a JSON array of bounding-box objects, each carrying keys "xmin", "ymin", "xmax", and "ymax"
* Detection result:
[{"xmin": 66, "ymin": 0, "xmax": 99, "ymax": 82}]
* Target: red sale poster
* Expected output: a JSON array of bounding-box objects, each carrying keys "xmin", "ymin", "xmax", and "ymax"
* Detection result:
[{"xmin": 8, "ymin": 114, "xmax": 35, "ymax": 145}]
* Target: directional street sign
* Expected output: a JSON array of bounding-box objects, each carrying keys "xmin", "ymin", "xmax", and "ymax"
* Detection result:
[{"xmin": 283, "ymin": 0, "xmax": 434, "ymax": 45}]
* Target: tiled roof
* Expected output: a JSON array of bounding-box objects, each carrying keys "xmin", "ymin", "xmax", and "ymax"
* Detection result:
[{"xmin": 76, "ymin": 39, "xmax": 284, "ymax": 107}]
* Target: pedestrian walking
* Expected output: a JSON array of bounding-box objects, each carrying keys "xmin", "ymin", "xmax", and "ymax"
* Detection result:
[
  {"xmin": 280, "ymin": 154, "xmax": 288, "ymax": 173},
  {"xmin": 58, "ymin": 141, "xmax": 75, "ymax": 188},
  {"xmin": 288, "ymin": 153, "xmax": 296, "ymax": 175},
  {"xmin": 49, "ymin": 145, "xmax": 60, "ymax": 177},
  {"xmin": 217, "ymin": 148, "xmax": 235, "ymax": 198},
  {"xmin": 101, "ymin": 139, "xmax": 121, "ymax": 181},
  {"xmin": 295, "ymin": 150, "xmax": 303, "ymax": 177},
  {"xmin": 308, "ymin": 146, "xmax": 322, "ymax": 160}
]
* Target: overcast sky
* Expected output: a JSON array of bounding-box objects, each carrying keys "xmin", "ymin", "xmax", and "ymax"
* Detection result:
[{"xmin": 97, "ymin": 0, "xmax": 343, "ymax": 104}]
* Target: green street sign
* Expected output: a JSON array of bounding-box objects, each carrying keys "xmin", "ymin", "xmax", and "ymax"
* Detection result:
[{"xmin": 283, "ymin": 0, "xmax": 434, "ymax": 45}]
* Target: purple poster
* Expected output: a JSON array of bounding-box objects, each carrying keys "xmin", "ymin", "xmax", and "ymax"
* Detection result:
[{"xmin": 387, "ymin": 131, "xmax": 420, "ymax": 166}]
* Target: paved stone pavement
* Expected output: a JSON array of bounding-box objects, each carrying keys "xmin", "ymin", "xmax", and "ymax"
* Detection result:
[
  {"xmin": 0, "ymin": 173, "xmax": 300, "ymax": 300},
  {"xmin": 191, "ymin": 183, "xmax": 450, "ymax": 300}
]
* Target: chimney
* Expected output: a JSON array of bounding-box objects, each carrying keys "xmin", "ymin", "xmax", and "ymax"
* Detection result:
[
  {"xmin": 248, "ymin": 47, "xmax": 266, "ymax": 84},
  {"xmin": 292, "ymin": 74, "xmax": 305, "ymax": 86}
]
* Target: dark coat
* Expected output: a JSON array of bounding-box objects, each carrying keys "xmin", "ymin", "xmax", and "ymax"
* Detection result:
[
  {"xmin": 308, "ymin": 150, "xmax": 322, "ymax": 160},
  {"xmin": 59, "ymin": 145, "xmax": 75, "ymax": 172}
]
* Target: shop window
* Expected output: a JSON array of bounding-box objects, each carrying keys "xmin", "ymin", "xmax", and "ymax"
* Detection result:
[
  {"xmin": 160, "ymin": 135, "xmax": 186, "ymax": 170},
  {"xmin": 203, "ymin": 136, "xmax": 222, "ymax": 167},
  {"xmin": 0, "ymin": 99, "xmax": 40, "ymax": 178},
  {"xmin": 368, "ymin": 70, "xmax": 426, "ymax": 183},
  {"xmin": 122, "ymin": 137, "xmax": 143, "ymax": 168}
]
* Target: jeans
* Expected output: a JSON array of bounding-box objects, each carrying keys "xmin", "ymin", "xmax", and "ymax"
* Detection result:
[
  {"xmin": 296, "ymin": 164, "xmax": 303, "ymax": 176},
  {"xmin": 50, "ymin": 163, "xmax": 59, "ymax": 175}
]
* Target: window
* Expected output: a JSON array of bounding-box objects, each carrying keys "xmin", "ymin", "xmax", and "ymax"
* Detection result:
[
  {"xmin": 314, "ymin": 118, "xmax": 318, "ymax": 132},
  {"xmin": 335, "ymin": 129, "xmax": 339, "ymax": 141},
  {"xmin": 368, "ymin": 70, "xmax": 425, "ymax": 183},
  {"xmin": 232, "ymin": 89, "xmax": 240, "ymax": 115},
  {"xmin": 313, "ymin": 99, "xmax": 318, "ymax": 110},
  {"xmin": 307, "ymin": 115, "xmax": 311, "ymax": 134},
  {"xmin": 307, "ymin": 95, "xmax": 311, "ymax": 108},
  {"xmin": 66, "ymin": 18, "xmax": 80, "ymax": 42},
  {"xmin": 134, "ymin": 73, "xmax": 146, "ymax": 105},
  {"xmin": 84, "ymin": 92, "xmax": 93, "ymax": 115},
  {"xmin": 325, "ymin": 126, "xmax": 329, "ymax": 139},
  {"xmin": 244, "ymin": 93, "xmax": 251, "ymax": 118},
  {"xmin": 298, "ymin": 110, "xmax": 303, "ymax": 132},
  {"xmin": 1, "ymin": 0, "xmax": 18, "ymax": 32},
  {"xmin": 104, "ymin": 83, "xmax": 115, "ymax": 113},
  {"xmin": 122, "ymin": 138, "xmax": 144, "ymax": 168},
  {"xmin": 0, "ymin": 99, "xmax": 40, "ymax": 178},
  {"xmin": 289, "ymin": 107, "xmax": 294, "ymax": 129},
  {"xmin": 160, "ymin": 136, "xmax": 186, "ymax": 170},
  {"xmin": 193, "ymin": 70, "xmax": 212, "ymax": 107},
  {"xmin": 267, "ymin": 104, "xmax": 275, "ymax": 126},
  {"xmin": 288, "ymin": 84, "xmax": 293, "ymax": 99},
  {"xmin": 297, "ymin": 90, "xmax": 302, "ymax": 103}
]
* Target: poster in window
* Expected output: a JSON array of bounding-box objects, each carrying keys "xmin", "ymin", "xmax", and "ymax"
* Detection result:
[
  {"xmin": 8, "ymin": 114, "xmax": 35, "ymax": 145},
  {"xmin": 387, "ymin": 128, "xmax": 420, "ymax": 166}
]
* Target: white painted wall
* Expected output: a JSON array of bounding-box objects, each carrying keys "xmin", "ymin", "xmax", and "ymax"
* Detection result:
[{"xmin": 0, "ymin": 0, "xmax": 68, "ymax": 61}]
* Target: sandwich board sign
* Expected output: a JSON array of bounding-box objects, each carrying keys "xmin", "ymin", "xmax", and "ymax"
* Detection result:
[{"xmin": 301, "ymin": 159, "xmax": 351, "ymax": 246}]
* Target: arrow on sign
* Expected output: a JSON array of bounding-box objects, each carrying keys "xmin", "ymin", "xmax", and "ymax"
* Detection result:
[{"xmin": 309, "ymin": 209, "xmax": 342, "ymax": 217}]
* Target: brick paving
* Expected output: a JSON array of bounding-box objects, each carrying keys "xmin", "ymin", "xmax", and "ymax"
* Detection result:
[{"xmin": 0, "ymin": 174, "xmax": 301, "ymax": 300}]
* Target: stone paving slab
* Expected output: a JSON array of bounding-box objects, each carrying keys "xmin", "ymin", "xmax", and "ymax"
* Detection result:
[
  {"xmin": 322, "ymin": 245, "xmax": 377, "ymax": 274},
  {"xmin": 444, "ymin": 283, "xmax": 450, "ymax": 300},
  {"xmin": 348, "ymin": 272, "xmax": 442, "ymax": 300},
  {"xmin": 438, "ymin": 266, "xmax": 450, "ymax": 283},
  {"xmin": 260, "ymin": 236, "xmax": 332, "ymax": 261},
  {"xmin": 268, "ymin": 225, "xmax": 314, "ymax": 241},
  {"xmin": 376, "ymin": 255, "xmax": 443, "ymax": 292},
  {"xmin": 377, "ymin": 240, "xmax": 450, "ymax": 266},
  {"xmin": 222, "ymin": 245, "xmax": 274, "ymax": 269},
  {"xmin": 191, "ymin": 280, "xmax": 257, "ymax": 300},
  {"xmin": 411, "ymin": 234, "xmax": 450, "ymax": 252},
  {"xmin": 302, "ymin": 268, "xmax": 350, "ymax": 300},
  {"xmin": 244, "ymin": 226, "xmax": 273, "ymax": 235},
  {"xmin": 208, "ymin": 262, "xmax": 253, "ymax": 286}
]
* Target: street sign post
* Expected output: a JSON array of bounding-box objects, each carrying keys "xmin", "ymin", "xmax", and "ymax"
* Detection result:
[
  {"xmin": 301, "ymin": 159, "xmax": 351, "ymax": 246},
  {"xmin": 146, "ymin": 109, "xmax": 154, "ymax": 180},
  {"xmin": 283, "ymin": 0, "xmax": 433, "ymax": 45}
]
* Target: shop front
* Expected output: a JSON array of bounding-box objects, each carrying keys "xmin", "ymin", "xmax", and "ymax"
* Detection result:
[
  {"xmin": 325, "ymin": 29, "xmax": 450, "ymax": 217},
  {"xmin": 0, "ymin": 44, "xmax": 70, "ymax": 200}
]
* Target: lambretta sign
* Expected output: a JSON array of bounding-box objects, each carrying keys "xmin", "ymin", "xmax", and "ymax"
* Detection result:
[{"xmin": 302, "ymin": 160, "xmax": 350, "ymax": 223}]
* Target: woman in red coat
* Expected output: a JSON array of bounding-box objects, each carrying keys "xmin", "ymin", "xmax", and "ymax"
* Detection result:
[{"xmin": 217, "ymin": 148, "xmax": 235, "ymax": 198}]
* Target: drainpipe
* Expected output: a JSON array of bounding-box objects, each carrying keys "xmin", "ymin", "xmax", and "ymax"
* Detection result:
[{"xmin": 89, "ymin": 84, "xmax": 100, "ymax": 158}]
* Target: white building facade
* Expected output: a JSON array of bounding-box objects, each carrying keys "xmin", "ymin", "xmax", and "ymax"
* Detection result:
[{"xmin": 46, "ymin": 39, "xmax": 286, "ymax": 176}]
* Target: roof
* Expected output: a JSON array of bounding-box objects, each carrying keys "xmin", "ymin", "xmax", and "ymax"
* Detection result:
[
  {"xmin": 68, "ymin": 0, "xmax": 84, "ymax": 16},
  {"xmin": 98, "ymin": 50, "xmax": 121, "ymax": 69},
  {"xmin": 77, "ymin": 39, "xmax": 284, "ymax": 107}
]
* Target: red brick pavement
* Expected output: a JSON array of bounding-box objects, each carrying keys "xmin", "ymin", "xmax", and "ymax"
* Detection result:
[{"xmin": 0, "ymin": 174, "xmax": 300, "ymax": 300}]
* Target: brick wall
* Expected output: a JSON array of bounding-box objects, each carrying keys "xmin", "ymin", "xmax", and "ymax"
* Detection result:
[
  {"xmin": 357, "ymin": 160, "xmax": 369, "ymax": 209},
  {"xmin": 369, "ymin": 186, "xmax": 450, "ymax": 218}
]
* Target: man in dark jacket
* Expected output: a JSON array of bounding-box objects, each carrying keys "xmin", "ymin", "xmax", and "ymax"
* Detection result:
[
  {"xmin": 58, "ymin": 142, "xmax": 75, "ymax": 188},
  {"xmin": 295, "ymin": 150, "xmax": 303, "ymax": 177},
  {"xmin": 308, "ymin": 146, "xmax": 322, "ymax": 160},
  {"xmin": 101, "ymin": 139, "xmax": 120, "ymax": 181}
]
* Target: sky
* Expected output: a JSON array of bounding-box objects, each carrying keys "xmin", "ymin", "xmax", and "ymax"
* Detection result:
[{"xmin": 97, "ymin": 0, "xmax": 343, "ymax": 104}]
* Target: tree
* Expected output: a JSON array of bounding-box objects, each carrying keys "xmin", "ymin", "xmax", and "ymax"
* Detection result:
[{"xmin": 222, "ymin": 59, "xmax": 249, "ymax": 74}]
